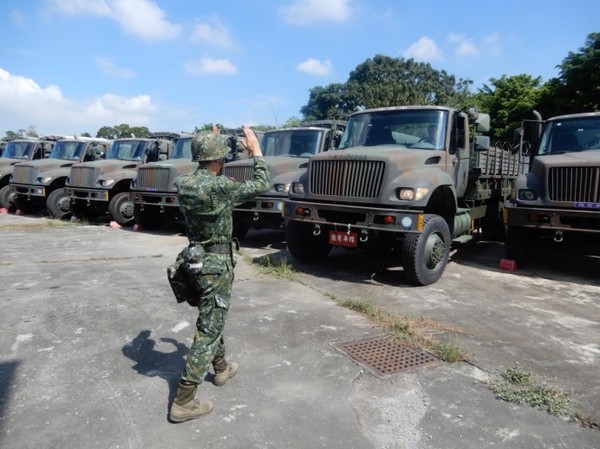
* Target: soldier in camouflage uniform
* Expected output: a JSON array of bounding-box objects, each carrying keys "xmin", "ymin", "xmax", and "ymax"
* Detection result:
[{"xmin": 169, "ymin": 127, "xmax": 270, "ymax": 423}]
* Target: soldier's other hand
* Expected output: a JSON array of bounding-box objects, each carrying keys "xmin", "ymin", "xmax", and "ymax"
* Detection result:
[
  {"xmin": 212, "ymin": 125, "xmax": 220, "ymax": 135},
  {"xmin": 241, "ymin": 126, "xmax": 263, "ymax": 157}
]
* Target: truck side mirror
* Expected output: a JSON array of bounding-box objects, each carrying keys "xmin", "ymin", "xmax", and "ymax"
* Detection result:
[
  {"xmin": 474, "ymin": 135, "xmax": 490, "ymax": 152},
  {"xmin": 475, "ymin": 114, "xmax": 490, "ymax": 133}
]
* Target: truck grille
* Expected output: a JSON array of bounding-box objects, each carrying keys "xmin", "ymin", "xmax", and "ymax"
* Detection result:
[
  {"xmin": 136, "ymin": 167, "xmax": 171, "ymax": 190},
  {"xmin": 224, "ymin": 165, "xmax": 254, "ymax": 181},
  {"xmin": 70, "ymin": 167, "xmax": 97, "ymax": 187},
  {"xmin": 548, "ymin": 166, "xmax": 600, "ymax": 202},
  {"xmin": 309, "ymin": 160, "xmax": 385, "ymax": 198},
  {"xmin": 12, "ymin": 165, "xmax": 36, "ymax": 184}
]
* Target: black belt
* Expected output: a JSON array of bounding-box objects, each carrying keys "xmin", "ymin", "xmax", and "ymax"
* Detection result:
[{"xmin": 204, "ymin": 243, "xmax": 231, "ymax": 254}]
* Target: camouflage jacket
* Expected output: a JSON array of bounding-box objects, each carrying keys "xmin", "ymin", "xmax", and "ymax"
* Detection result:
[{"xmin": 177, "ymin": 157, "xmax": 270, "ymax": 245}]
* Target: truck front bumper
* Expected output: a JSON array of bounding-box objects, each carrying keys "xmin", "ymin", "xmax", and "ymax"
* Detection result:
[
  {"xmin": 504, "ymin": 203, "xmax": 600, "ymax": 233},
  {"xmin": 130, "ymin": 190, "xmax": 180, "ymax": 208},
  {"xmin": 11, "ymin": 183, "xmax": 47, "ymax": 198},
  {"xmin": 65, "ymin": 187, "xmax": 109, "ymax": 203},
  {"xmin": 283, "ymin": 200, "xmax": 424, "ymax": 234}
]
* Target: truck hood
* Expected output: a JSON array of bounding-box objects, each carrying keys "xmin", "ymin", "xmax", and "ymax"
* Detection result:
[
  {"xmin": 224, "ymin": 156, "xmax": 309, "ymax": 181},
  {"xmin": 533, "ymin": 151, "xmax": 600, "ymax": 170},
  {"xmin": 71, "ymin": 159, "xmax": 140, "ymax": 172},
  {"xmin": 315, "ymin": 146, "xmax": 444, "ymax": 167}
]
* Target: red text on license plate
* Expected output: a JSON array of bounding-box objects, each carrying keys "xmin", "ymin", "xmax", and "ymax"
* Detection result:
[{"xmin": 328, "ymin": 230, "xmax": 358, "ymax": 247}]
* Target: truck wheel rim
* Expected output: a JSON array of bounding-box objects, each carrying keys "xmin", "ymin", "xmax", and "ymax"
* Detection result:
[
  {"xmin": 57, "ymin": 197, "xmax": 70, "ymax": 213},
  {"xmin": 424, "ymin": 233, "xmax": 445, "ymax": 270},
  {"xmin": 120, "ymin": 201, "xmax": 134, "ymax": 219}
]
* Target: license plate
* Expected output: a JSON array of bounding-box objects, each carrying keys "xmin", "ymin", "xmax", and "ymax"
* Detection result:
[{"xmin": 328, "ymin": 230, "xmax": 358, "ymax": 247}]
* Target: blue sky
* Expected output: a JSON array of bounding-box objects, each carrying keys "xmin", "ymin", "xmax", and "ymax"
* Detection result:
[{"xmin": 0, "ymin": 0, "xmax": 598, "ymax": 136}]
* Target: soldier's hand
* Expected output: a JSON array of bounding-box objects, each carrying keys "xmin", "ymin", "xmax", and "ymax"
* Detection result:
[{"xmin": 241, "ymin": 126, "xmax": 263, "ymax": 157}]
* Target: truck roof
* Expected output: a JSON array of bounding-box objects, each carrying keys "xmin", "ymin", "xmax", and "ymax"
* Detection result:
[
  {"xmin": 547, "ymin": 111, "xmax": 600, "ymax": 121},
  {"xmin": 352, "ymin": 105, "xmax": 455, "ymax": 115}
]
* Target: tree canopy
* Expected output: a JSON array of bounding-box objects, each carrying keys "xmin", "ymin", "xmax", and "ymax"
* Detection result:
[
  {"xmin": 301, "ymin": 55, "xmax": 473, "ymax": 121},
  {"xmin": 96, "ymin": 124, "xmax": 150, "ymax": 139}
]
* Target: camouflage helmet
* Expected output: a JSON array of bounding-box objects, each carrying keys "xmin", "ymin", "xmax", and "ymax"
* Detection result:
[{"xmin": 191, "ymin": 132, "xmax": 230, "ymax": 162}]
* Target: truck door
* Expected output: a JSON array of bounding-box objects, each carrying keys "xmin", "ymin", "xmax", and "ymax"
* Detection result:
[{"xmin": 450, "ymin": 113, "xmax": 469, "ymax": 197}]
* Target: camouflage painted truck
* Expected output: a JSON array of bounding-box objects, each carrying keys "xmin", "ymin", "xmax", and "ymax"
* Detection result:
[
  {"xmin": 223, "ymin": 121, "xmax": 346, "ymax": 238},
  {"xmin": 504, "ymin": 111, "xmax": 600, "ymax": 267},
  {"xmin": 64, "ymin": 133, "xmax": 178, "ymax": 225},
  {"xmin": 283, "ymin": 106, "xmax": 525, "ymax": 286},
  {"xmin": 0, "ymin": 136, "xmax": 59, "ymax": 211},
  {"xmin": 10, "ymin": 136, "xmax": 110, "ymax": 218},
  {"xmin": 129, "ymin": 131, "xmax": 250, "ymax": 230}
]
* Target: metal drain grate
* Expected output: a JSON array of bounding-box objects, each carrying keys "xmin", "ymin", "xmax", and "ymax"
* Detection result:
[{"xmin": 336, "ymin": 336, "xmax": 438, "ymax": 376}]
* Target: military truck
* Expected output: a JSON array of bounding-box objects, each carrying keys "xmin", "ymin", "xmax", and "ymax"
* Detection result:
[
  {"xmin": 223, "ymin": 121, "xmax": 346, "ymax": 238},
  {"xmin": 0, "ymin": 136, "xmax": 58, "ymax": 211},
  {"xmin": 10, "ymin": 136, "xmax": 110, "ymax": 218},
  {"xmin": 283, "ymin": 106, "xmax": 525, "ymax": 286},
  {"xmin": 64, "ymin": 133, "xmax": 178, "ymax": 225},
  {"xmin": 129, "ymin": 134, "xmax": 194, "ymax": 230},
  {"xmin": 130, "ymin": 131, "xmax": 250, "ymax": 230},
  {"xmin": 504, "ymin": 111, "xmax": 600, "ymax": 267}
]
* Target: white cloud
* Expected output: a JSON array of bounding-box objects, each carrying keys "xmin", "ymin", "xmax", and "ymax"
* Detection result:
[
  {"xmin": 403, "ymin": 36, "xmax": 444, "ymax": 62},
  {"xmin": 0, "ymin": 67, "xmax": 158, "ymax": 135},
  {"xmin": 184, "ymin": 57, "xmax": 238, "ymax": 75},
  {"xmin": 48, "ymin": 0, "xmax": 181, "ymax": 41},
  {"xmin": 191, "ymin": 16, "xmax": 235, "ymax": 49},
  {"xmin": 482, "ymin": 32, "xmax": 502, "ymax": 56},
  {"xmin": 296, "ymin": 58, "xmax": 333, "ymax": 76},
  {"xmin": 280, "ymin": 0, "xmax": 352, "ymax": 25},
  {"xmin": 93, "ymin": 57, "xmax": 136, "ymax": 79},
  {"xmin": 448, "ymin": 33, "xmax": 479, "ymax": 57}
]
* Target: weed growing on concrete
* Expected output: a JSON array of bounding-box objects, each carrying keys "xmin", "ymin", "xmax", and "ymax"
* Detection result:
[
  {"xmin": 251, "ymin": 255, "xmax": 298, "ymax": 281},
  {"xmin": 433, "ymin": 340, "xmax": 465, "ymax": 363},
  {"xmin": 488, "ymin": 363, "xmax": 570, "ymax": 415}
]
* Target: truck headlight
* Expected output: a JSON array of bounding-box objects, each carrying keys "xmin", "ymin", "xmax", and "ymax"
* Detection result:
[
  {"xmin": 517, "ymin": 189, "xmax": 537, "ymax": 201},
  {"xmin": 397, "ymin": 187, "xmax": 429, "ymax": 201},
  {"xmin": 274, "ymin": 183, "xmax": 289, "ymax": 193},
  {"xmin": 99, "ymin": 179, "xmax": 115, "ymax": 187},
  {"xmin": 291, "ymin": 182, "xmax": 304, "ymax": 194},
  {"xmin": 37, "ymin": 177, "xmax": 52, "ymax": 184}
]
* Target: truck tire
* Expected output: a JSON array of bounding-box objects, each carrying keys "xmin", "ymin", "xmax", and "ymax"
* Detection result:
[
  {"xmin": 401, "ymin": 214, "xmax": 451, "ymax": 286},
  {"xmin": 0, "ymin": 185, "xmax": 17, "ymax": 212},
  {"xmin": 109, "ymin": 192, "xmax": 134, "ymax": 227},
  {"xmin": 71, "ymin": 199, "xmax": 99, "ymax": 222},
  {"xmin": 286, "ymin": 220, "xmax": 331, "ymax": 262},
  {"xmin": 504, "ymin": 226, "xmax": 531, "ymax": 268},
  {"xmin": 46, "ymin": 188, "xmax": 71, "ymax": 220},
  {"xmin": 133, "ymin": 204, "xmax": 164, "ymax": 230}
]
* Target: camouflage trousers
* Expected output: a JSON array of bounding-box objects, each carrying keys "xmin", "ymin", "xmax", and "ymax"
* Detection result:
[{"xmin": 181, "ymin": 265, "xmax": 234, "ymax": 385}]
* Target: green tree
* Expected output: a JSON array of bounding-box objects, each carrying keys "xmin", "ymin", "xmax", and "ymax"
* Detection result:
[
  {"xmin": 474, "ymin": 74, "xmax": 543, "ymax": 141},
  {"xmin": 538, "ymin": 32, "xmax": 600, "ymax": 116},
  {"xmin": 96, "ymin": 124, "xmax": 150, "ymax": 139},
  {"xmin": 283, "ymin": 116, "xmax": 303, "ymax": 127},
  {"xmin": 300, "ymin": 55, "xmax": 473, "ymax": 121}
]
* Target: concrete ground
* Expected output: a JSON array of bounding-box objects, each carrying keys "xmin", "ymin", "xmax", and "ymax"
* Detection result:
[{"xmin": 0, "ymin": 213, "xmax": 598, "ymax": 449}]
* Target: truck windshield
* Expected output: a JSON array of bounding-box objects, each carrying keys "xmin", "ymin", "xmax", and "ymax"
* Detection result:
[
  {"xmin": 171, "ymin": 137, "xmax": 193, "ymax": 159},
  {"xmin": 538, "ymin": 117, "xmax": 600, "ymax": 155},
  {"xmin": 108, "ymin": 140, "xmax": 149, "ymax": 161},
  {"xmin": 1, "ymin": 141, "xmax": 35, "ymax": 159},
  {"xmin": 49, "ymin": 141, "xmax": 86, "ymax": 160},
  {"xmin": 261, "ymin": 129, "xmax": 322, "ymax": 157},
  {"xmin": 339, "ymin": 109, "xmax": 447, "ymax": 151}
]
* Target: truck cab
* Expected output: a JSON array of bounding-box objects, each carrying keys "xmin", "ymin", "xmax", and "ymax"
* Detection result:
[
  {"xmin": 64, "ymin": 133, "xmax": 176, "ymax": 225},
  {"xmin": 10, "ymin": 136, "xmax": 110, "ymax": 218},
  {"xmin": 504, "ymin": 112, "xmax": 600, "ymax": 266},
  {"xmin": 0, "ymin": 137, "xmax": 58, "ymax": 211}
]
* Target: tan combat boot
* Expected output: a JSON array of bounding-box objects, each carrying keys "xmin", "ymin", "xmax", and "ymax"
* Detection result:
[
  {"xmin": 169, "ymin": 382, "xmax": 213, "ymax": 423},
  {"xmin": 213, "ymin": 360, "xmax": 239, "ymax": 387}
]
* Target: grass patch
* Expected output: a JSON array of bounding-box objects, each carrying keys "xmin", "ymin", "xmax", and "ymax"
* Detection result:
[
  {"xmin": 251, "ymin": 255, "xmax": 298, "ymax": 281},
  {"xmin": 339, "ymin": 298, "xmax": 467, "ymax": 362},
  {"xmin": 486, "ymin": 362, "xmax": 599, "ymax": 427}
]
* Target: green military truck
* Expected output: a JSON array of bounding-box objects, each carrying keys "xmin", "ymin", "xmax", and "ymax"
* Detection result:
[
  {"xmin": 10, "ymin": 136, "xmax": 111, "ymax": 218},
  {"xmin": 129, "ymin": 134, "xmax": 194, "ymax": 230},
  {"xmin": 0, "ymin": 136, "xmax": 59, "ymax": 211},
  {"xmin": 504, "ymin": 111, "xmax": 600, "ymax": 267},
  {"xmin": 223, "ymin": 121, "xmax": 346, "ymax": 238},
  {"xmin": 284, "ymin": 106, "xmax": 525, "ymax": 286},
  {"xmin": 64, "ymin": 133, "xmax": 178, "ymax": 225}
]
